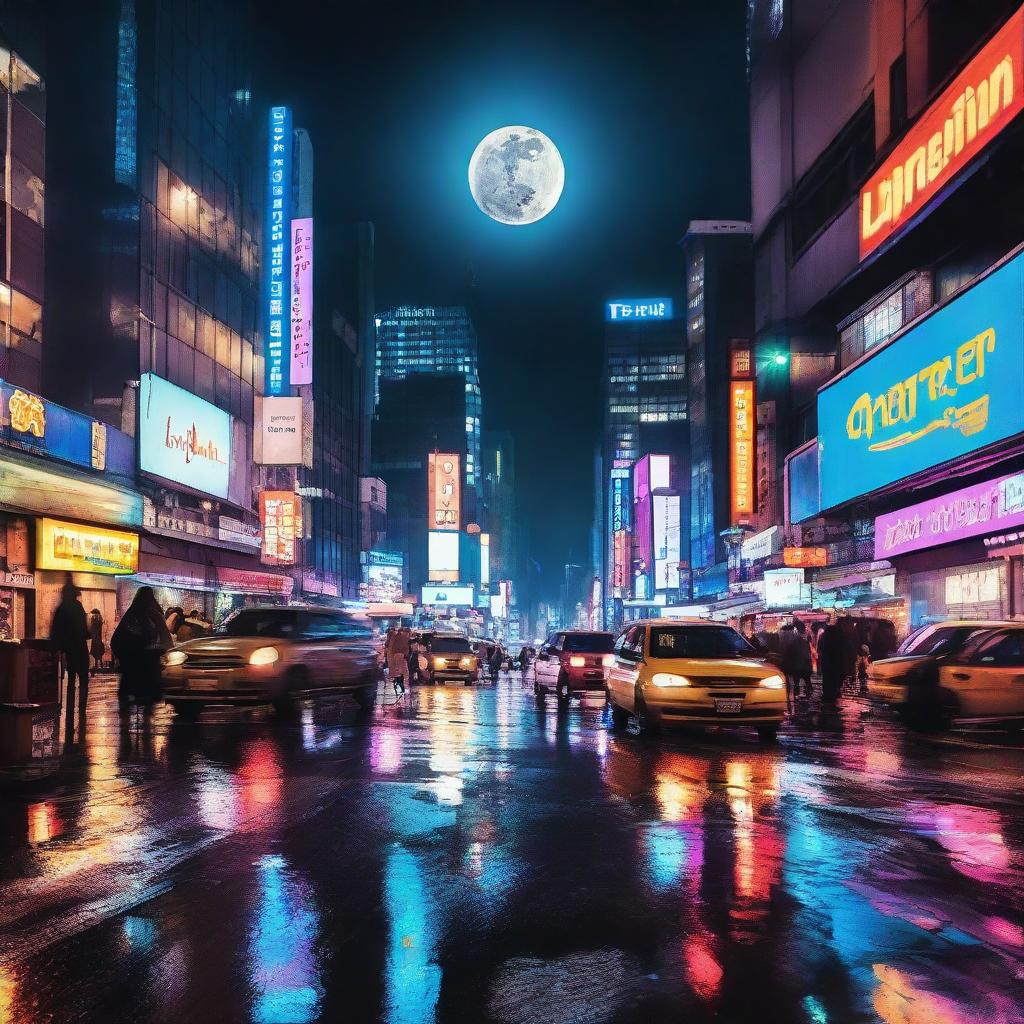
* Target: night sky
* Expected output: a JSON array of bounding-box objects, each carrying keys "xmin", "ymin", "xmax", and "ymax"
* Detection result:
[{"xmin": 254, "ymin": 0, "xmax": 751, "ymax": 599}]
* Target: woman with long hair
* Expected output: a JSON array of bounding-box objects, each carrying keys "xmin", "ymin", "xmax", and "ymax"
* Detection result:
[{"xmin": 111, "ymin": 587, "xmax": 174, "ymax": 724}]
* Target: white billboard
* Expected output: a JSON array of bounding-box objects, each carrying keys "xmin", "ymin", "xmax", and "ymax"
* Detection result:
[
  {"xmin": 653, "ymin": 493, "xmax": 681, "ymax": 591},
  {"xmin": 421, "ymin": 585, "xmax": 474, "ymax": 607},
  {"xmin": 256, "ymin": 396, "xmax": 304, "ymax": 465},
  {"xmin": 428, "ymin": 530, "xmax": 459, "ymax": 583}
]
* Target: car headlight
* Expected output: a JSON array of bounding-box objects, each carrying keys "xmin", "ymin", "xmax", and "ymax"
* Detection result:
[
  {"xmin": 434, "ymin": 657, "xmax": 446, "ymax": 670},
  {"xmin": 164, "ymin": 650, "xmax": 187, "ymax": 667},
  {"xmin": 651, "ymin": 672, "xmax": 691, "ymax": 687},
  {"xmin": 759, "ymin": 674, "xmax": 785, "ymax": 689},
  {"xmin": 249, "ymin": 646, "xmax": 280, "ymax": 667},
  {"xmin": 568, "ymin": 656, "xmax": 586, "ymax": 668},
  {"xmin": 459, "ymin": 656, "xmax": 474, "ymax": 668}
]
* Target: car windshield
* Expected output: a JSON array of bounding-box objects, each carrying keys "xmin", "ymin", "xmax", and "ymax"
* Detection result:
[
  {"xmin": 214, "ymin": 609, "xmax": 298, "ymax": 639},
  {"xmin": 431, "ymin": 636, "xmax": 472, "ymax": 653},
  {"xmin": 562, "ymin": 633, "xmax": 615, "ymax": 653},
  {"xmin": 898, "ymin": 625, "xmax": 979, "ymax": 657},
  {"xmin": 648, "ymin": 625, "xmax": 757, "ymax": 659}
]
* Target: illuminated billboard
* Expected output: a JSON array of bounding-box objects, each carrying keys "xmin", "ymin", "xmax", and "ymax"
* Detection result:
[
  {"xmin": 653, "ymin": 493, "xmax": 681, "ymax": 591},
  {"xmin": 786, "ymin": 442, "xmax": 819, "ymax": 525},
  {"xmin": 428, "ymin": 453, "xmax": 460, "ymax": 530},
  {"xmin": 421, "ymin": 585, "xmax": 473, "ymax": 607},
  {"xmin": 818, "ymin": 250, "xmax": 1024, "ymax": 510},
  {"xmin": 860, "ymin": 7, "xmax": 1024, "ymax": 260},
  {"xmin": 259, "ymin": 491, "xmax": 301, "ymax": 566},
  {"xmin": 783, "ymin": 547, "xmax": 828, "ymax": 568},
  {"xmin": 633, "ymin": 456, "xmax": 654, "ymax": 588},
  {"xmin": 729, "ymin": 379, "xmax": 755, "ymax": 522},
  {"xmin": 612, "ymin": 529, "xmax": 629, "ymax": 595},
  {"xmin": 264, "ymin": 106, "xmax": 292, "ymax": 395},
  {"xmin": 764, "ymin": 568, "xmax": 804, "ymax": 609},
  {"xmin": 428, "ymin": 530, "xmax": 460, "ymax": 583},
  {"xmin": 139, "ymin": 374, "xmax": 231, "ymax": 499},
  {"xmin": 366, "ymin": 563, "xmax": 403, "ymax": 604},
  {"xmin": 289, "ymin": 217, "xmax": 313, "ymax": 385},
  {"xmin": 874, "ymin": 470, "xmax": 1024, "ymax": 559},
  {"xmin": 480, "ymin": 532, "xmax": 490, "ymax": 589},
  {"xmin": 256, "ymin": 396, "xmax": 304, "ymax": 465},
  {"xmin": 36, "ymin": 519, "xmax": 139, "ymax": 576},
  {"xmin": 606, "ymin": 299, "xmax": 673, "ymax": 321}
]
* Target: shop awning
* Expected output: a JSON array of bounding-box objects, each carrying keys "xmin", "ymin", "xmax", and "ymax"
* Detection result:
[{"xmin": 134, "ymin": 553, "xmax": 293, "ymax": 598}]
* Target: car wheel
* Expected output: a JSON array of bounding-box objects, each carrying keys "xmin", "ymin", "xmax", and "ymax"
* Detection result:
[
  {"xmin": 556, "ymin": 675, "xmax": 571, "ymax": 705},
  {"xmin": 757, "ymin": 725, "xmax": 779, "ymax": 743},
  {"xmin": 635, "ymin": 692, "xmax": 659, "ymax": 735},
  {"xmin": 170, "ymin": 701, "xmax": 202, "ymax": 721},
  {"xmin": 609, "ymin": 701, "xmax": 629, "ymax": 728}
]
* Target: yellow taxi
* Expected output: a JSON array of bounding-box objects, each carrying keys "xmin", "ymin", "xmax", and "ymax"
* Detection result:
[
  {"xmin": 937, "ymin": 625, "xmax": 1024, "ymax": 727},
  {"xmin": 606, "ymin": 618, "xmax": 787, "ymax": 741}
]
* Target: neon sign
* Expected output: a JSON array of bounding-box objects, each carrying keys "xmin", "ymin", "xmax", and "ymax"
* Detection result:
[
  {"xmin": 860, "ymin": 6, "xmax": 1024, "ymax": 259},
  {"xmin": 264, "ymin": 106, "xmax": 292, "ymax": 395},
  {"xmin": 606, "ymin": 299, "xmax": 673, "ymax": 321}
]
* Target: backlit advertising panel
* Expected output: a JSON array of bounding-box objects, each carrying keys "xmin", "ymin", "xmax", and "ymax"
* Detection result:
[
  {"xmin": 256, "ymin": 396, "xmax": 303, "ymax": 465},
  {"xmin": 264, "ymin": 105, "xmax": 292, "ymax": 395},
  {"xmin": 366, "ymin": 563, "xmax": 403, "ymax": 604},
  {"xmin": 289, "ymin": 217, "xmax": 313, "ymax": 385},
  {"xmin": 480, "ymin": 532, "xmax": 490, "ymax": 589},
  {"xmin": 653, "ymin": 493, "xmax": 681, "ymax": 591},
  {"xmin": 730, "ymin": 380, "xmax": 755, "ymax": 522},
  {"xmin": 818, "ymin": 249, "xmax": 1024, "ymax": 510},
  {"xmin": 874, "ymin": 470, "xmax": 1024, "ymax": 559},
  {"xmin": 786, "ymin": 442, "xmax": 820, "ymax": 524},
  {"xmin": 783, "ymin": 547, "xmax": 828, "ymax": 568},
  {"xmin": 428, "ymin": 453, "xmax": 460, "ymax": 530},
  {"xmin": 606, "ymin": 299, "xmax": 673, "ymax": 321},
  {"xmin": 421, "ymin": 585, "xmax": 473, "ymax": 607},
  {"xmin": 764, "ymin": 568, "xmax": 804, "ymax": 609},
  {"xmin": 428, "ymin": 530, "xmax": 460, "ymax": 583},
  {"xmin": 259, "ymin": 490, "xmax": 300, "ymax": 566},
  {"xmin": 36, "ymin": 518, "xmax": 139, "ymax": 575},
  {"xmin": 139, "ymin": 374, "xmax": 231, "ymax": 499},
  {"xmin": 633, "ymin": 456, "xmax": 654, "ymax": 588},
  {"xmin": 860, "ymin": 6, "xmax": 1024, "ymax": 260},
  {"xmin": 612, "ymin": 529, "xmax": 629, "ymax": 595}
]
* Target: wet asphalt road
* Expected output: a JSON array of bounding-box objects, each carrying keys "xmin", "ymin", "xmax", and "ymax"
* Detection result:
[{"xmin": 1, "ymin": 673, "xmax": 1023, "ymax": 1024}]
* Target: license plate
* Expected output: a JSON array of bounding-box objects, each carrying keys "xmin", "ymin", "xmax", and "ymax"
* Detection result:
[
  {"xmin": 714, "ymin": 698, "xmax": 743, "ymax": 714},
  {"xmin": 188, "ymin": 676, "xmax": 220, "ymax": 690}
]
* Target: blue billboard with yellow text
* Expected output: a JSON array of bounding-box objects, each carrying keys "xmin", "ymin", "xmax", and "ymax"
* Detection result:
[{"xmin": 818, "ymin": 250, "xmax": 1024, "ymax": 510}]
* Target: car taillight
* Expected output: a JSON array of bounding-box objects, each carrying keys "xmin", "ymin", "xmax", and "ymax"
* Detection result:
[{"xmin": 568, "ymin": 656, "xmax": 586, "ymax": 668}]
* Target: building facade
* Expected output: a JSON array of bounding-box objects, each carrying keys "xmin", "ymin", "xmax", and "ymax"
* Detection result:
[
  {"xmin": 748, "ymin": 0, "xmax": 1024, "ymax": 632},
  {"xmin": 680, "ymin": 221, "xmax": 753, "ymax": 601},
  {"xmin": 601, "ymin": 298, "xmax": 687, "ymax": 624}
]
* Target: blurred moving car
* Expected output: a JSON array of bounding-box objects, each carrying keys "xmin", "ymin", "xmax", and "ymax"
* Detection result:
[
  {"xmin": 866, "ymin": 619, "xmax": 1012, "ymax": 723},
  {"xmin": 162, "ymin": 606, "xmax": 378, "ymax": 718},
  {"xmin": 534, "ymin": 630, "xmax": 615, "ymax": 704},
  {"xmin": 425, "ymin": 634, "xmax": 480, "ymax": 685},
  {"xmin": 606, "ymin": 618, "xmax": 786, "ymax": 741},
  {"xmin": 937, "ymin": 625, "xmax": 1024, "ymax": 727}
]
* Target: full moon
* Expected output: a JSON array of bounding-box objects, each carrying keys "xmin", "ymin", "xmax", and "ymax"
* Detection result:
[{"xmin": 468, "ymin": 126, "xmax": 564, "ymax": 225}]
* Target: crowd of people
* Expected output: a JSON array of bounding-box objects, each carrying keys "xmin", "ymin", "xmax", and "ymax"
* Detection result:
[
  {"xmin": 753, "ymin": 616, "xmax": 899, "ymax": 705},
  {"xmin": 50, "ymin": 582, "xmax": 214, "ymax": 735}
]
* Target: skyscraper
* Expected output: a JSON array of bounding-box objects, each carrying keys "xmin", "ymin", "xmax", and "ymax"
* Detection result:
[
  {"xmin": 601, "ymin": 297, "xmax": 687, "ymax": 620},
  {"xmin": 375, "ymin": 305, "xmax": 482, "ymax": 492},
  {"xmin": 679, "ymin": 221, "xmax": 752, "ymax": 600}
]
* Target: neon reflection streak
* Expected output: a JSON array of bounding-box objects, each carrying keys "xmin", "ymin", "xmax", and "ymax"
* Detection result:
[
  {"xmin": 908, "ymin": 803, "xmax": 1010, "ymax": 883},
  {"xmin": 371, "ymin": 727, "xmax": 404, "ymax": 775},
  {"xmin": 249, "ymin": 854, "xmax": 324, "ymax": 1024},
  {"xmin": 26, "ymin": 802, "xmax": 63, "ymax": 845},
  {"xmin": 872, "ymin": 964, "xmax": 974, "ymax": 1024},
  {"xmin": 385, "ymin": 844, "xmax": 441, "ymax": 1024}
]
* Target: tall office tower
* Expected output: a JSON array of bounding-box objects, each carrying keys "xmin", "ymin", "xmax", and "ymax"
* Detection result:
[
  {"xmin": 679, "ymin": 221, "xmax": 753, "ymax": 600},
  {"xmin": 375, "ymin": 305, "xmax": 482, "ymax": 500},
  {"xmin": 601, "ymin": 297, "xmax": 687, "ymax": 620}
]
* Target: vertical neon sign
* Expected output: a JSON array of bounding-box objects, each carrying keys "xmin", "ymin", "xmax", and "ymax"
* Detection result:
[{"xmin": 264, "ymin": 106, "xmax": 292, "ymax": 395}]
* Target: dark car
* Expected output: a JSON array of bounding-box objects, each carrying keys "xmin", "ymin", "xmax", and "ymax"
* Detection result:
[
  {"xmin": 426, "ymin": 634, "xmax": 480, "ymax": 685},
  {"xmin": 866, "ymin": 619, "xmax": 1013, "ymax": 723},
  {"xmin": 533, "ymin": 630, "xmax": 615, "ymax": 704}
]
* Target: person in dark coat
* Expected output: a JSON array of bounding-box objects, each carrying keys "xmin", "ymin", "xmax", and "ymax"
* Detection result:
[
  {"xmin": 783, "ymin": 620, "xmax": 813, "ymax": 701},
  {"xmin": 88, "ymin": 608, "xmax": 106, "ymax": 674},
  {"xmin": 51, "ymin": 582, "xmax": 91, "ymax": 723},
  {"xmin": 816, "ymin": 622, "xmax": 849, "ymax": 704},
  {"xmin": 112, "ymin": 587, "xmax": 174, "ymax": 721}
]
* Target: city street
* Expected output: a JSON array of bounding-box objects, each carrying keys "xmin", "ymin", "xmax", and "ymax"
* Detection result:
[{"xmin": 1, "ymin": 676, "xmax": 1022, "ymax": 1024}]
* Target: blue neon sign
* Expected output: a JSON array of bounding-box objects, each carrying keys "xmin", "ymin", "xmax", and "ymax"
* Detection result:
[
  {"xmin": 264, "ymin": 106, "xmax": 292, "ymax": 395},
  {"xmin": 606, "ymin": 298, "xmax": 673, "ymax": 322},
  {"xmin": 818, "ymin": 250, "xmax": 1024, "ymax": 510}
]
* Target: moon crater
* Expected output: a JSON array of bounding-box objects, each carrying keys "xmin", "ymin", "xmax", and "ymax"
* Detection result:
[{"xmin": 469, "ymin": 125, "xmax": 564, "ymax": 225}]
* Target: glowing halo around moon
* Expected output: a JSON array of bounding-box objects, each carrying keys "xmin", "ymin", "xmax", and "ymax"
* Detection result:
[{"xmin": 468, "ymin": 125, "xmax": 564, "ymax": 225}]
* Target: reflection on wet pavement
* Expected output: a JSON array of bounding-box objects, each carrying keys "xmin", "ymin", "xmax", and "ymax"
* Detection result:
[{"xmin": 0, "ymin": 673, "xmax": 1022, "ymax": 1022}]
